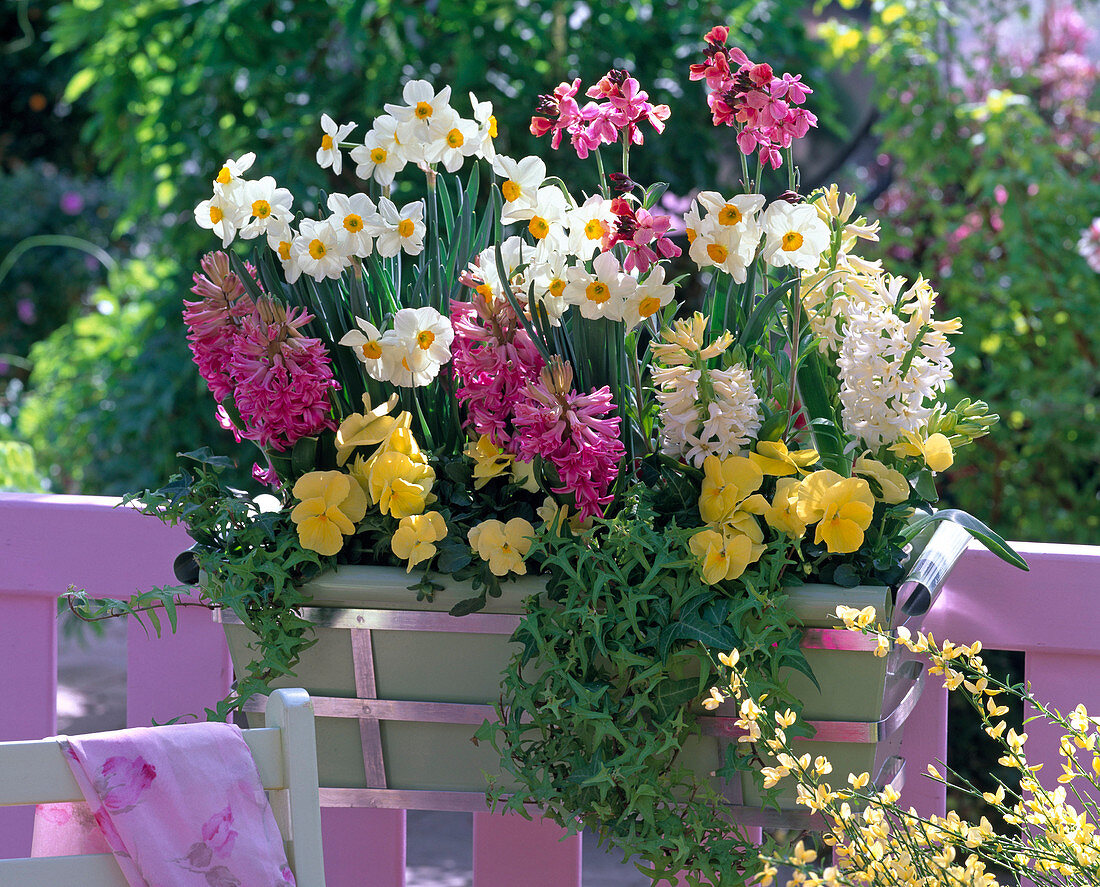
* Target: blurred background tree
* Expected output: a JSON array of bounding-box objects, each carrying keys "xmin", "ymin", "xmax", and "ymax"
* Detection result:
[{"xmin": 820, "ymin": 0, "xmax": 1100, "ymax": 545}]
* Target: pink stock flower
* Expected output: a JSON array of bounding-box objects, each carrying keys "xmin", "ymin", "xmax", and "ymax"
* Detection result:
[
  {"xmin": 532, "ymin": 70, "xmax": 669, "ymax": 159},
  {"xmin": 608, "ymin": 199, "xmax": 682, "ymax": 273},
  {"xmin": 691, "ymin": 30, "xmax": 817, "ymax": 170},
  {"xmin": 227, "ymin": 302, "xmax": 339, "ymax": 452},
  {"xmin": 184, "ymin": 252, "xmax": 257, "ymax": 403},
  {"xmin": 530, "ymin": 78, "xmax": 592, "ymax": 150},
  {"xmin": 450, "ymin": 291, "xmax": 544, "ymax": 451},
  {"xmin": 511, "ymin": 358, "xmax": 625, "ymax": 521}
]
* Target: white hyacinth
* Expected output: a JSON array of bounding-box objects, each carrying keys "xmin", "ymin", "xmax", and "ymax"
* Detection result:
[
  {"xmin": 837, "ymin": 273, "xmax": 960, "ymax": 448},
  {"xmin": 653, "ymin": 361, "xmax": 762, "ymax": 467}
]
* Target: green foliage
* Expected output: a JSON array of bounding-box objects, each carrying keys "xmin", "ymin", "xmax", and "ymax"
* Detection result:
[
  {"xmin": 70, "ymin": 448, "xmax": 326, "ymax": 720},
  {"xmin": 825, "ymin": 0, "xmax": 1100, "ymax": 543},
  {"xmin": 479, "ymin": 499, "xmax": 811, "ymax": 884},
  {"xmin": 0, "ymin": 163, "xmax": 127, "ymax": 430},
  {"xmin": 0, "ymin": 440, "xmax": 44, "ymax": 491}
]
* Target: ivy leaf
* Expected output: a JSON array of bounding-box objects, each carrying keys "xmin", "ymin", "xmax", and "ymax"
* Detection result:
[
  {"xmin": 179, "ymin": 447, "xmax": 235, "ymax": 470},
  {"xmin": 652, "ymin": 678, "xmax": 700, "ymax": 723},
  {"xmin": 911, "ymin": 469, "xmax": 939, "ymax": 502},
  {"xmin": 449, "ymin": 594, "xmax": 486, "ymax": 617},
  {"xmin": 436, "ymin": 538, "xmax": 473, "ymax": 573}
]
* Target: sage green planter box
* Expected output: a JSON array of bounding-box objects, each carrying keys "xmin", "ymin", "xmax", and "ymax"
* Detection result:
[{"xmin": 219, "ymin": 566, "xmax": 920, "ymax": 822}]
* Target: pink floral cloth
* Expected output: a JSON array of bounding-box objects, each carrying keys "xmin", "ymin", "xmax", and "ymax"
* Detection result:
[{"xmin": 32, "ymin": 721, "xmax": 296, "ymax": 887}]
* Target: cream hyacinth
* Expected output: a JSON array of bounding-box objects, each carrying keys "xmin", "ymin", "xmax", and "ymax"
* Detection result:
[
  {"xmin": 837, "ymin": 273, "xmax": 960, "ymax": 448},
  {"xmin": 652, "ymin": 314, "xmax": 762, "ymax": 466}
]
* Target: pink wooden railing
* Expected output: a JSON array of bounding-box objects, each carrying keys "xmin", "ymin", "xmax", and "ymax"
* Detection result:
[{"xmin": 1, "ymin": 490, "xmax": 1097, "ymax": 885}]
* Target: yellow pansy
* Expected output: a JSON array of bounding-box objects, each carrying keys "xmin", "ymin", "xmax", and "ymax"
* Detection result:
[
  {"xmin": 390, "ymin": 511, "xmax": 448, "ymax": 572},
  {"xmin": 290, "ymin": 470, "xmax": 368, "ymax": 556},
  {"xmin": 852, "ymin": 455, "xmax": 910, "ymax": 504},
  {"xmin": 764, "ymin": 477, "xmax": 807, "ymax": 539},
  {"xmin": 465, "ymin": 434, "xmax": 512, "ymax": 488},
  {"xmin": 890, "ymin": 431, "xmax": 955, "ymax": 472},
  {"xmin": 688, "ymin": 526, "xmax": 762, "ymax": 585},
  {"xmin": 749, "ymin": 440, "xmax": 819, "ymax": 477},
  {"xmin": 367, "ymin": 451, "xmax": 435, "ymax": 518},
  {"xmin": 510, "ymin": 457, "xmax": 541, "ymax": 493},
  {"xmin": 355, "ymin": 422, "xmax": 431, "ymax": 495},
  {"xmin": 468, "ymin": 518, "xmax": 534, "ymax": 576},
  {"xmin": 797, "ymin": 470, "xmax": 875, "ymax": 554},
  {"xmin": 698, "ymin": 454, "xmax": 765, "ymax": 526},
  {"xmin": 334, "ymin": 393, "xmax": 403, "ymax": 466}
]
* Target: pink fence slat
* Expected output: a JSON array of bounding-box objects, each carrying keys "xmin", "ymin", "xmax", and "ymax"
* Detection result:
[
  {"xmin": 896, "ymin": 678, "xmax": 948, "ymax": 818},
  {"xmin": 472, "ymin": 811, "xmax": 582, "ymax": 887},
  {"xmin": 0, "ymin": 593, "xmax": 58, "ymax": 859},
  {"xmin": 321, "ymin": 808, "xmax": 406, "ymax": 887},
  {"xmin": 126, "ymin": 604, "xmax": 233, "ymax": 727},
  {"xmin": 926, "ymin": 542, "xmax": 1100, "ymax": 654},
  {"xmin": 1025, "ymin": 651, "xmax": 1100, "ymax": 802},
  {"xmin": 0, "ymin": 493, "xmax": 192, "ymax": 599}
]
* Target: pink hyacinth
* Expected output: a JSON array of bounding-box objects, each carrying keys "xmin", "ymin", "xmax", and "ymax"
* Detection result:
[
  {"xmin": 450, "ymin": 289, "xmax": 544, "ymax": 451},
  {"xmin": 511, "ymin": 358, "xmax": 625, "ymax": 521},
  {"xmin": 183, "ymin": 252, "xmax": 257, "ymax": 403},
  {"xmin": 227, "ymin": 301, "xmax": 338, "ymax": 452},
  {"xmin": 689, "ymin": 32, "xmax": 817, "ymax": 170}
]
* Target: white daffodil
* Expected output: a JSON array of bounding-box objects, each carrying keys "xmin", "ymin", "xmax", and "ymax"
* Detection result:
[
  {"xmin": 528, "ymin": 239, "xmax": 571, "ymax": 323},
  {"xmin": 327, "ymin": 192, "xmax": 379, "ymax": 258},
  {"xmin": 292, "ymin": 217, "xmax": 349, "ymax": 281},
  {"xmin": 386, "ymin": 79, "xmax": 454, "ymax": 128},
  {"xmin": 194, "ymin": 189, "xmax": 248, "ymax": 247},
  {"xmin": 688, "ymin": 216, "xmax": 755, "ymax": 283},
  {"xmin": 424, "ymin": 108, "xmax": 480, "ymax": 173},
  {"xmin": 688, "ymin": 193, "xmax": 765, "ymax": 282},
  {"xmin": 623, "ymin": 265, "xmax": 676, "ymax": 328},
  {"xmin": 339, "ymin": 317, "xmax": 391, "ymax": 382},
  {"xmin": 375, "ymin": 198, "xmax": 426, "ymax": 258},
  {"xmin": 524, "ymin": 186, "xmax": 570, "ymax": 244},
  {"xmin": 562, "ymin": 250, "xmax": 635, "ymax": 322},
  {"xmin": 471, "ymin": 235, "xmax": 531, "ymax": 305},
  {"xmin": 682, "ymin": 197, "xmax": 706, "ymax": 246},
  {"xmin": 469, "ymin": 92, "xmax": 498, "ymax": 161},
  {"xmin": 316, "ymin": 113, "xmax": 357, "ymax": 176},
  {"xmin": 238, "ymin": 176, "xmax": 294, "ymax": 240},
  {"xmin": 383, "ymin": 306, "xmax": 454, "ymax": 387},
  {"xmin": 492, "ymin": 154, "xmax": 547, "ymax": 223},
  {"xmin": 565, "ymin": 194, "xmax": 615, "ymax": 260},
  {"xmin": 266, "ymin": 220, "xmax": 302, "ymax": 284},
  {"xmin": 386, "ymin": 81, "xmax": 454, "ymax": 165},
  {"xmin": 350, "ymin": 115, "xmax": 407, "ymax": 187},
  {"xmin": 212, "ymin": 152, "xmax": 256, "ymax": 198},
  {"xmin": 762, "ymin": 201, "xmax": 831, "ymax": 272}
]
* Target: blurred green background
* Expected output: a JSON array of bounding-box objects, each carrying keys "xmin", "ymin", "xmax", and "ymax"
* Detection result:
[{"xmin": 1, "ymin": 0, "xmax": 1097, "ymax": 545}]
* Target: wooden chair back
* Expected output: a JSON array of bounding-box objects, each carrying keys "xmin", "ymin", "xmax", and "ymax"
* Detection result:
[{"xmin": 0, "ymin": 687, "xmax": 325, "ymax": 886}]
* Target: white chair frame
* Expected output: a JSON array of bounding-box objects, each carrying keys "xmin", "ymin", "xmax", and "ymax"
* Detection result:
[{"xmin": 0, "ymin": 687, "xmax": 325, "ymax": 887}]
